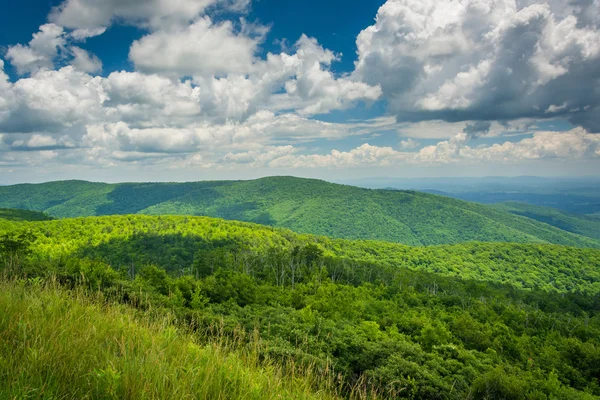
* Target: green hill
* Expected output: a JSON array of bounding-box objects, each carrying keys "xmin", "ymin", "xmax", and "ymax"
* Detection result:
[
  {"xmin": 3, "ymin": 214, "xmax": 600, "ymax": 295},
  {"xmin": 1, "ymin": 215, "xmax": 599, "ymax": 398},
  {"xmin": 0, "ymin": 208, "xmax": 53, "ymax": 221},
  {"xmin": 0, "ymin": 281, "xmax": 333, "ymax": 400},
  {"xmin": 0, "ymin": 177, "xmax": 599, "ymax": 247},
  {"xmin": 494, "ymin": 201, "xmax": 600, "ymax": 241}
]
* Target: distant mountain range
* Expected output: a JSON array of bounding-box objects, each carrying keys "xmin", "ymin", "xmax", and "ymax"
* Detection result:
[
  {"xmin": 493, "ymin": 202, "xmax": 600, "ymax": 240},
  {"xmin": 1, "ymin": 176, "xmax": 599, "ymax": 247},
  {"xmin": 341, "ymin": 176, "xmax": 600, "ymax": 215}
]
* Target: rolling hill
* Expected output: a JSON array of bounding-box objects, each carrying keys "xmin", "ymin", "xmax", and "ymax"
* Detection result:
[
  {"xmin": 2, "ymin": 214, "xmax": 600, "ymax": 398},
  {"xmin": 0, "ymin": 208, "xmax": 53, "ymax": 222},
  {"xmin": 1, "ymin": 176, "xmax": 599, "ymax": 247},
  {"xmin": 4, "ymin": 214, "xmax": 599, "ymax": 294},
  {"xmin": 494, "ymin": 201, "xmax": 600, "ymax": 241},
  {"xmin": 0, "ymin": 281, "xmax": 333, "ymax": 400}
]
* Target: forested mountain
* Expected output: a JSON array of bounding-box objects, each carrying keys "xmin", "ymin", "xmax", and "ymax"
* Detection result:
[
  {"xmin": 1, "ymin": 215, "xmax": 599, "ymax": 398},
  {"xmin": 0, "ymin": 208, "xmax": 53, "ymax": 221},
  {"xmin": 1, "ymin": 177, "xmax": 599, "ymax": 248},
  {"xmin": 494, "ymin": 202, "xmax": 600, "ymax": 241},
  {"xmin": 350, "ymin": 176, "xmax": 600, "ymax": 216}
]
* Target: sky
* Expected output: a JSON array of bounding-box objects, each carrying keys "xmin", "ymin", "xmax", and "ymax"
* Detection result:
[{"xmin": 0, "ymin": 0, "xmax": 599, "ymax": 184}]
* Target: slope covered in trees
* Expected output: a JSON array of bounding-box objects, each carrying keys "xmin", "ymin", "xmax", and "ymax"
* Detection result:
[
  {"xmin": 0, "ymin": 208, "xmax": 53, "ymax": 221},
  {"xmin": 494, "ymin": 201, "xmax": 600, "ymax": 241},
  {"xmin": 1, "ymin": 177, "xmax": 599, "ymax": 247},
  {"xmin": 1, "ymin": 214, "xmax": 599, "ymax": 399}
]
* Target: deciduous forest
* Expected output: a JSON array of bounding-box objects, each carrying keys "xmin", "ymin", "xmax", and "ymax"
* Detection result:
[{"xmin": 1, "ymin": 212, "xmax": 599, "ymax": 399}]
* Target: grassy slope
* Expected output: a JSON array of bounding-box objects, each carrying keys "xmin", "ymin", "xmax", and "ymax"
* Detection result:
[
  {"xmin": 4, "ymin": 215, "xmax": 600, "ymax": 295},
  {"xmin": 0, "ymin": 208, "xmax": 53, "ymax": 221},
  {"xmin": 494, "ymin": 201, "xmax": 600, "ymax": 240},
  {"xmin": 1, "ymin": 177, "xmax": 599, "ymax": 247},
  {"xmin": 0, "ymin": 281, "xmax": 334, "ymax": 400}
]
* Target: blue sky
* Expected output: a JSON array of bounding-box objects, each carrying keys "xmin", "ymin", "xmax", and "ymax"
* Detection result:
[{"xmin": 0, "ymin": 0, "xmax": 599, "ymax": 183}]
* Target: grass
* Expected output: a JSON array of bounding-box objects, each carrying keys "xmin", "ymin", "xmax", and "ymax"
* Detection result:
[{"xmin": 0, "ymin": 279, "xmax": 340, "ymax": 400}]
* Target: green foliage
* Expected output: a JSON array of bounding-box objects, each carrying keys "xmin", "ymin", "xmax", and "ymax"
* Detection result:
[
  {"xmin": 495, "ymin": 201, "xmax": 600, "ymax": 240},
  {"xmin": 5, "ymin": 214, "xmax": 599, "ymax": 295},
  {"xmin": 0, "ymin": 208, "xmax": 53, "ymax": 221},
  {"xmin": 0, "ymin": 229, "xmax": 37, "ymax": 273},
  {"xmin": 0, "ymin": 282, "xmax": 336, "ymax": 400},
  {"xmin": 1, "ymin": 177, "xmax": 599, "ymax": 247},
  {"xmin": 2, "ymin": 214, "xmax": 600, "ymax": 399}
]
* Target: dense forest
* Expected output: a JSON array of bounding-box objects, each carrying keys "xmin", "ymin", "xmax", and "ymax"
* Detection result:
[
  {"xmin": 0, "ymin": 208, "xmax": 53, "ymax": 222},
  {"xmin": 494, "ymin": 202, "xmax": 600, "ymax": 241},
  {"xmin": 2, "ymin": 213, "xmax": 600, "ymax": 399},
  {"xmin": 0, "ymin": 177, "xmax": 599, "ymax": 248}
]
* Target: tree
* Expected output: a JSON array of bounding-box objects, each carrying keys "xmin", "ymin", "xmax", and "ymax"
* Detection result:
[{"xmin": 0, "ymin": 230, "xmax": 36, "ymax": 273}]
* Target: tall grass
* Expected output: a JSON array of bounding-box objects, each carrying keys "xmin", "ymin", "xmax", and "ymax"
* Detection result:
[{"xmin": 0, "ymin": 279, "xmax": 339, "ymax": 400}]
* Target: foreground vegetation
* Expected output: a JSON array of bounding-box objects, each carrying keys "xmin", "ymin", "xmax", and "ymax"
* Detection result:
[
  {"xmin": 0, "ymin": 281, "xmax": 335, "ymax": 399},
  {"xmin": 1, "ymin": 214, "xmax": 600, "ymax": 398},
  {"xmin": 1, "ymin": 177, "xmax": 599, "ymax": 247}
]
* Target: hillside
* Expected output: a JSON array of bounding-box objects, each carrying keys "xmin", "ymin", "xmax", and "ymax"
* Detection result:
[
  {"xmin": 494, "ymin": 201, "xmax": 600, "ymax": 241},
  {"xmin": 3, "ymin": 214, "xmax": 600, "ymax": 295},
  {"xmin": 0, "ymin": 208, "xmax": 53, "ymax": 221},
  {"xmin": 1, "ymin": 215, "xmax": 599, "ymax": 398},
  {"xmin": 0, "ymin": 282, "xmax": 334, "ymax": 400},
  {"xmin": 0, "ymin": 177, "xmax": 599, "ymax": 247}
]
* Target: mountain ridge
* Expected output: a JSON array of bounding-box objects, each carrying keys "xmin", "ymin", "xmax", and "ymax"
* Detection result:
[{"xmin": 1, "ymin": 176, "xmax": 599, "ymax": 248}]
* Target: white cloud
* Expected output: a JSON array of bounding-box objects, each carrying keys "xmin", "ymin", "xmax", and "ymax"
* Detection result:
[
  {"xmin": 400, "ymin": 138, "xmax": 420, "ymax": 149},
  {"xmin": 222, "ymin": 127, "xmax": 600, "ymax": 169},
  {"xmin": 269, "ymin": 35, "xmax": 382, "ymax": 115},
  {"xmin": 23, "ymin": 134, "xmax": 58, "ymax": 148},
  {"xmin": 70, "ymin": 47, "xmax": 102, "ymax": 73},
  {"xmin": 223, "ymin": 145, "xmax": 295, "ymax": 167},
  {"xmin": 0, "ymin": 60, "xmax": 14, "ymax": 121},
  {"xmin": 545, "ymin": 103, "xmax": 568, "ymax": 114},
  {"xmin": 353, "ymin": 0, "xmax": 600, "ymax": 131},
  {"xmin": 49, "ymin": 0, "xmax": 226, "ymax": 31},
  {"xmin": 0, "ymin": 66, "xmax": 106, "ymax": 134},
  {"xmin": 267, "ymin": 144, "xmax": 407, "ymax": 168},
  {"xmin": 416, "ymin": 127, "xmax": 600, "ymax": 163},
  {"xmin": 130, "ymin": 17, "xmax": 260, "ymax": 77},
  {"xmin": 70, "ymin": 27, "xmax": 107, "ymax": 41},
  {"xmin": 6, "ymin": 24, "xmax": 66, "ymax": 75},
  {"xmin": 5, "ymin": 23, "xmax": 104, "ymax": 77},
  {"xmin": 1, "ymin": 0, "xmax": 598, "ymax": 177}
]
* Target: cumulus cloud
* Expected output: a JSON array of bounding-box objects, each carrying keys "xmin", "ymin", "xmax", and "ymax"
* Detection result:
[
  {"xmin": 130, "ymin": 31, "xmax": 380, "ymax": 115},
  {"xmin": 5, "ymin": 24, "xmax": 66, "ymax": 75},
  {"xmin": 354, "ymin": 0, "xmax": 600, "ymax": 131},
  {"xmin": 416, "ymin": 127, "xmax": 600, "ymax": 163},
  {"xmin": 220, "ymin": 127, "xmax": 600, "ymax": 169},
  {"xmin": 269, "ymin": 35, "xmax": 382, "ymax": 115},
  {"xmin": 70, "ymin": 47, "xmax": 102, "ymax": 73},
  {"xmin": 130, "ymin": 17, "xmax": 260, "ymax": 77},
  {"xmin": 0, "ymin": 60, "xmax": 13, "ymax": 121},
  {"xmin": 1, "ymin": 0, "xmax": 598, "ymax": 176},
  {"xmin": 463, "ymin": 121, "xmax": 492, "ymax": 139},
  {"xmin": 80, "ymin": 110, "xmax": 366, "ymax": 163},
  {"xmin": 48, "ymin": 0, "xmax": 235, "ymax": 31},
  {"xmin": 70, "ymin": 27, "xmax": 108, "ymax": 41},
  {"xmin": 399, "ymin": 138, "xmax": 420, "ymax": 150},
  {"xmin": 5, "ymin": 23, "xmax": 104, "ymax": 76},
  {"xmin": 0, "ymin": 67, "xmax": 104, "ymax": 135}
]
